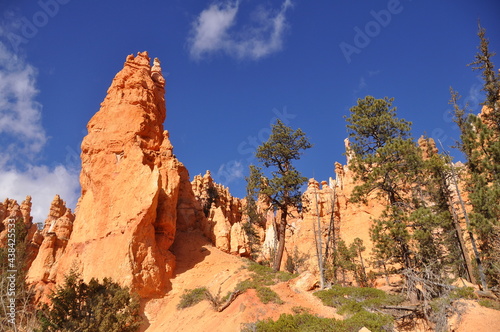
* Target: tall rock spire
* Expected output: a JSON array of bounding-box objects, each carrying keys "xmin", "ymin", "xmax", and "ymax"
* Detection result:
[{"xmin": 52, "ymin": 52, "xmax": 177, "ymax": 297}]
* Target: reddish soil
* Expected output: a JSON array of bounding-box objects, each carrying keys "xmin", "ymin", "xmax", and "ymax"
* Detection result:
[{"xmin": 141, "ymin": 230, "xmax": 500, "ymax": 332}]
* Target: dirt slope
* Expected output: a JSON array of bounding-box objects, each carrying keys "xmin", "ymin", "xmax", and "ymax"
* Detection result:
[
  {"xmin": 141, "ymin": 230, "xmax": 338, "ymax": 332},
  {"xmin": 141, "ymin": 230, "xmax": 500, "ymax": 332}
]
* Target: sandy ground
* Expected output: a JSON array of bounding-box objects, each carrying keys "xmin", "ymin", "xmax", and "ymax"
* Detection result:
[
  {"xmin": 454, "ymin": 300, "xmax": 500, "ymax": 332},
  {"xmin": 141, "ymin": 230, "xmax": 338, "ymax": 332},
  {"xmin": 141, "ymin": 230, "xmax": 500, "ymax": 332}
]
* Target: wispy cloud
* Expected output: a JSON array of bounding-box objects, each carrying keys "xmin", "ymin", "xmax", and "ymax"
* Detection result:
[
  {"xmin": 0, "ymin": 41, "xmax": 80, "ymax": 223},
  {"xmin": 0, "ymin": 165, "xmax": 80, "ymax": 223},
  {"xmin": 216, "ymin": 160, "xmax": 244, "ymax": 185},
  {"xmin": 0, "ymin": 42, "xmax": 46, "ymax": 163},
  {"xmin": 352, "ymin": 70, "xmax": 381, "ymax": 97},
  {"xmin": 188, "ymin": 0, "xmax": 293, "ymax": 60}
]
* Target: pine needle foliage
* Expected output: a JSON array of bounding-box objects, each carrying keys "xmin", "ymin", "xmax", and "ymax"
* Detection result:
[
  {"xmin": 247, "ymin": 119, "xmax": 312, "ymax": 271},
  {"xmin": 36, "ymin": 270, "xmax": 142, "ymax": 332}
]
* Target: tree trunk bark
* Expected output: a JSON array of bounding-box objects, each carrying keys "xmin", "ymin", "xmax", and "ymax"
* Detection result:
[
  {"xmin": 358, "ymin": 248, "xmax": 367, "ymax": 286},
  {"xmin": 449, "ymin": 162, "xmax": 488, "ymax": 290},
  {"xmin": 440, "ymin": 141, "xmax": 488, "ymax": 290},
  {"xmin": 314, "ymin": 191, "xmax": 325, "ymax": 289},
  {"xmin": 272, "ymin": 209, "xmax": 287, "ymax": 272},
  {"xmin": 448, "ymin": 195, "xmax": 476, "ymax": 284}
]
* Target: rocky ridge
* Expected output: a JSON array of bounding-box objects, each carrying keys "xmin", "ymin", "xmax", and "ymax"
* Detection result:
[{"xmin": 10, "ymin": 51, "xmax": 381, "ymax": 297}]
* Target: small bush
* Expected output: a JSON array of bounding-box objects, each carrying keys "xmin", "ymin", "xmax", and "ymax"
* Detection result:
[
  {"xmin": 37, "ymin": 270, "xmax": 142, "ymax": 332},
  {"xmin": 449, "ymin": 287, "xmax": 477, "ymax": 300},
  {"xmin": 313, "ymin": 285, "xmax": 400, "ymax": 332},
  {"xmin": 242, "ymin": 312, "xmax": 393, "ymax": 332},
  {"xmin": 241, "ymin": 313, "xmax": 346, "ymax": 332},
  {"xmin": 314, "ymin": 285, "xmax": 402, "ymax": 314},
  {"xmin": 291, "ymin": 306, "xmax": 311, "ymax": 314},
  {"xmin": 236, "ymin": 261, "xmax": 297, "ymax": 296},
  {"xmin": 479, "ymin": 299, "xmax": 500, "ymax": 311},
  {"xmin": 246, "ymin": 261, "xmax": 297, "ymax": 286},
  {"xmin": 177, "ymin": 287, "xmax": 208, "ymax": 310},
  {"xmin": 236, "ymin": 279, "xmax": 260, "ymax": 293},
  {"xmin": 256, "ymin": 286, "xmax": 284, "ymax": 305},
  {"xmin": 276, "ymin": 270, "xmax": 298, "ymax": 283}
]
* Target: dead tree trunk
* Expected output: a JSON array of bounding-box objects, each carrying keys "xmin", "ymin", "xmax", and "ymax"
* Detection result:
[
  {"xmin": 446, "ymin": 151, "xmax": 488, "ymax": 290},
  {"xmin": 324, "ymin": 184, "xmax": 337, "ymax": 281},
  {"xmin": 448, "ymin": 194, "xmax": 476, "ymax": 284},
  {"xmin": 314, "ymin": 190, "xmax": 325, "ymax": 289}
]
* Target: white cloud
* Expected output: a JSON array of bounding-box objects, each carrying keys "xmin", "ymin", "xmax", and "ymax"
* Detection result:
[
  {"xmin": 0, "ymin": 165, "xmax": 80, "ymax": 223},
  {"xmin": 0, "ymin": 41, "xmax": 80, "ymax": 223},
  {"xmin": 0, "ymin": 42, "xmax": 46, "ymax": 161},
  {"xmin": 188, "ymin": 0, "xmax": 293, "ymax": 60},
  {"xmin": 216, "ymin": 160, "xmax": 244, "ymax": 185}
]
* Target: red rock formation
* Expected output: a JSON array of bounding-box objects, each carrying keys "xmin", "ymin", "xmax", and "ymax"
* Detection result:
[
  {"xmin": 46, "ymin": 52, "xmax": 181, "ymax": 298},
  {"xmin": 418, "ymin": 135, "xmax": 439, "ymax": 159},
  {"xmin": 18, "ymin": 53, "xmax": 252, "ymax": 299},
  {"xmin": 0, "ymin": 196, "xmax": 37, "ymax": 246},
  {"xmin": 26, "ymin": 195, "xmax": 75, "ymax": 283},
  {"xmin": 258, "ymin": 151, "xmax": 385, "ymax": 275},
  {"xmin": 191, "ymin": 170, "xmax": 245, "ymax": 254}
]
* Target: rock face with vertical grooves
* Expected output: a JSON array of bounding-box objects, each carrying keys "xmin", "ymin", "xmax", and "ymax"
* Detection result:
[
  {"xmin": 50, "ymin": 52, "xmax": 180, "ymax": 298},
  {"xmin": 26, "ymin": 195, "xmax": 75, "ymax": 285}
]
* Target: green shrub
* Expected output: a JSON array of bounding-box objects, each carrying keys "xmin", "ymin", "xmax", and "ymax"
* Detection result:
[
  {"xmin": 449, "ymin": 287, "xmax": 477, "ymax": 300},
  {"xmin": 235, "ymin": 261, "xmax": 297, "ymax": 297},
  {"xmin": 236, "ymin": 279, "xmax": 260, "ymax": 293},
  {"xmin": 177, "ymin": 287, "xmax": 208, "ymax": 310},
  {"xmin": 37, "ymin": 270, "xmax": 142, "ymax": 332},
  {"xmin": 314, "ymin": 285, "xmax": 403, "ymax": 314},
  {"xmin": 242, "ymin": 311, "xmax": 393, "ymax": 332},
  {"xmin": 479, "ymin": 299, "xmax": 500, "ymax": 311},
  {"xmin": 256, "ymin": 286, "xmax": 284, "ymax": 305},
  {"xmin": 348, "ymin": 310, "xmax": 393, "ymax": 332},
  {"xmin": 312, "ymin": 285, "xmax": 400, "ymax": 332},
  {"xmin": 245, "ymin": 261, "xmax": 297, "ymax": 286},
  {"xmin": 241, "ymin": 313, "xmax": 346, "ymax": 332},
  {"xmin": 291, "ymin": 306, "xmax": 311, "ymax": 314}
]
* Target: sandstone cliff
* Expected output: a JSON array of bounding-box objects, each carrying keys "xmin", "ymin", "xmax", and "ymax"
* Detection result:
[
  {"xmin": 44, "ymin": 52, "xmax": 180, "ymax": 298},
  {"xmin": 192, "ymin": 170, "xmax": 248, "ymax": 255},
  {"xmin": 0, "ymin": 196, "xmax": 36, "ymax": 246},
  {"xmin": 26, "ymin": 195, "xmax": 74, "ymax": 285},
  {"xmin": 17, "ymin": 53, "xmax": 251, "ymax": 299}
]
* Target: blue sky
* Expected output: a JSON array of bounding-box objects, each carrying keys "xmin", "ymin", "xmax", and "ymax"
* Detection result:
[{"xmin": 0, "ymin": 0, "xmax": 499, "ymax": 222}]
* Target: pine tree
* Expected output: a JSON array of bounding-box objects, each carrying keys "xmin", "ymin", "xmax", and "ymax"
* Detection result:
[
  {"xmin": 242, "ymin": 193, "xmax": 264, "ymax": 260},
  {"xmin": 452, "ymin": 97, "xmax": 500, "ymax": 288},
  {"xmin": 345, "ymin": 96, "xmax": 420, "ymax": 270},
  {"xmin": 468, "ymin": 22, "xmax": 500, "ymax": 129},
  {"xmin": 346, "ymin": 96, "xmax": 468, "ymax": 282},
  {"xmin": 246, "ymin": 119, "xmax": 312, "ymax": 272},
  {"xmin": 451, "ymin": 24, "xmax": 500, "ymax": 289},
  {"xmin": 37, "ymin": 270, "xmax": 142, "ymax": 332}
]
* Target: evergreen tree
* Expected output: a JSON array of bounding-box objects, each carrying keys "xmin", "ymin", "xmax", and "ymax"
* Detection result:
[
  {"xmin": 451, "ymin": 24, "xmax": 500, "ymax": 289},
  {"xmin": 242, "ymin": 193, "xmax": 264, "ymax": 260},
  {"xmin": 452, "ymin": 94, "xmax": 500, "ymax": 288},
  {"xmin": 345, "ymin": 96, "xmax": 420, "ymax": 270},
  {"xmin": 468, "ymin": 22, "xmax": 500, "ymax": 128},
  {"xmin": 346, "ymin": 96, "xmax": 468, "ymax": 281},
  {"xmin": 37, "ymin": 271, "xmax": 142, "ymax": 332},
  {"xmin": 246, "ymin": 119, "xmax": 312, "ymax": 272}
]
